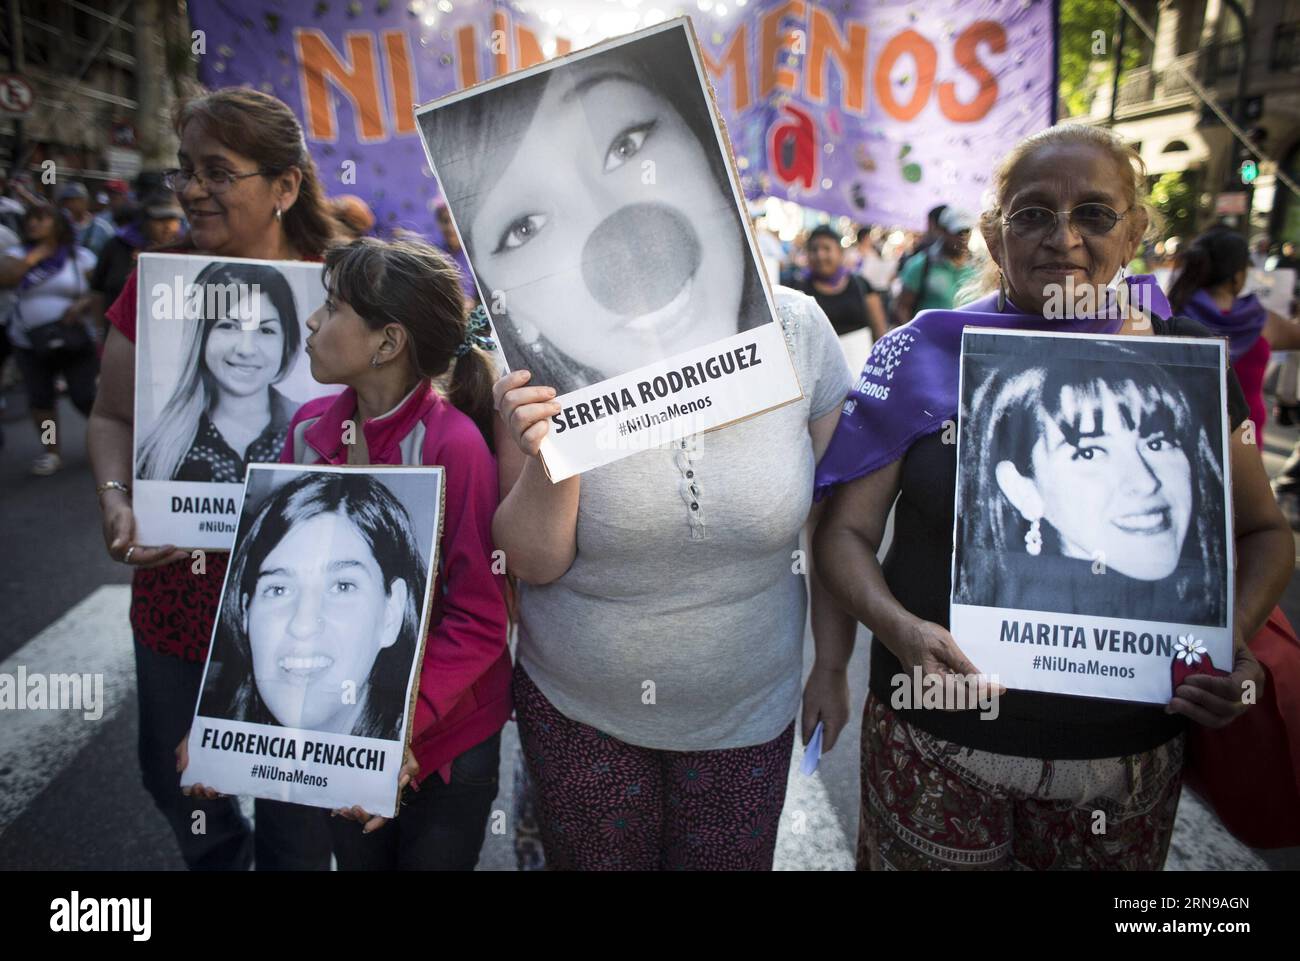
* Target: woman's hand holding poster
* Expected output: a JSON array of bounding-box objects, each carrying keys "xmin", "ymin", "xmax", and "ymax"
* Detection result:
[
  {"xmin": 949, "ymin": 329, "xmax": 1234, "ymax": 705},
  {"xmin": 415, "ymin": 17, "xmax": 802, "ymax": 481},
  {"xmin": 181, "ymin": 464, "xmax": 443, "ymax": 816},
  {"xmin": 132, "ymin": 253, "xmax": 341, "ymax": 549}
]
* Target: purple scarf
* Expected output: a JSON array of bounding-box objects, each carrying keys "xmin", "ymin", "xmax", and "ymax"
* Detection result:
[
  {"xmin": 19, "ymin": 244, "xmax": 71, "ymax": 291},
  {"xmin": 802, "ymin": 264, "xmax": 850, "ymax": 288},
  {"xmin": 813, "ymin": 274, "xmax": 1172, "ymax": 499},
  {"xmin": 1179, "ymin": 289, "xmax": 1265, "ymax": 362},
  {"xmin": 116, "ymin": 222, "xmax": 147, "ymax": 250}
]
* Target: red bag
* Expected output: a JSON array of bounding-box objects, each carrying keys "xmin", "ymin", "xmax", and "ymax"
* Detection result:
[{"xmin": 1183, "ymin": 607, "xmax": 1300, "ymax": 849}]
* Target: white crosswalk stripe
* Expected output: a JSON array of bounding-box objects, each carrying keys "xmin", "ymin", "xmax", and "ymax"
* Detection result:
[{"xmin": 0, "ymin": 586, "xmax": 135, "ymax": 837}]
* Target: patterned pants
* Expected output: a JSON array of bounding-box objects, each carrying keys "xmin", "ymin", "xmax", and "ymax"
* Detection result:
[
  {"xmin": 514, "ymin": 664, "xmax": 795, "ymax": 871},
  {"xmin": 858, "ymin": 693, "xmax": 1184, "ymax": 870}
]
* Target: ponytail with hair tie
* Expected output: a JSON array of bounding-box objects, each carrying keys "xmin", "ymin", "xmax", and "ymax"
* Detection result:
[
  {"xmin": 455, "ymin": 305, "xmax": 497, "ymax": 357},
  {"xmin": 448, "ymin": 306, "xmax": 499, "ymax": 453}
]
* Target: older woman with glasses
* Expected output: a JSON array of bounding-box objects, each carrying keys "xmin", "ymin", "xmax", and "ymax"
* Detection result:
[
  {"xmin": 87, "ymin": 87, "xmax": 340, "ymax": 872},
  {"xmin": 809, "ymin": 123, "xmax": 1293, "ymax": 871}
]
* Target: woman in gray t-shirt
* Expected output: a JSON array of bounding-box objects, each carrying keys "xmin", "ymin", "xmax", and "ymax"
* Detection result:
[{"xmin": 493, "ymin": 286, "xmax": 856, "ymax": 870}]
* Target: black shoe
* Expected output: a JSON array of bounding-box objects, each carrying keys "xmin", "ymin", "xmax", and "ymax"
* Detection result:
[{"xmin": 1275, "ymin": 403, "xmax": 1300, "ymax": 427}]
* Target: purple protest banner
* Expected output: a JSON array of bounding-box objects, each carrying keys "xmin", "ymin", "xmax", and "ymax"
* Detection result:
[
  {"xmin": 187, "ymin": 0, "xmax": 579, "ymax": 239},
  {"xmin": 188, "ymin": 0, "xmax": 1057, "ymax": 234},
  {"xmin": 696, "ymin": 0, "xmax": 1058, "ymax": 227}
]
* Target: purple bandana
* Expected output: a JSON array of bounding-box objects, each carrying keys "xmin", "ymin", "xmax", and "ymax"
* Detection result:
[
  {"xmin": 803, "ymin": 264, "xmax": 850, "ymax": 287},
  {"xmin": 813, "ymin": 274, "xmax": 1172, "ymax": 499},
  {"xmin": 19, "ymin": 244, "xmax": 71, "ymax": 291},
  {"xmin": 1180, "ymin": 289, "xmax": 1265, "ymax": 362},
  {"xmin": 116, "ymin": 222, "xmax": 147, "ymax": 250}
]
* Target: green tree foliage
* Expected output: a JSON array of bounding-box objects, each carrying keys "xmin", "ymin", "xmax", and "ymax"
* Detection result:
[
  {"xmin": 1058, "ymin": 0, "xmax": 1145, "ymax": 117},
  {"xmin": 1149, "ymin": 171, "xmax": 1196, "ymax": 239}
]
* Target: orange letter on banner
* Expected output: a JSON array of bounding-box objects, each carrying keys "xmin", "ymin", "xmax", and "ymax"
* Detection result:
[
  {"xmin": 807, "ymin": 8, "xmax": 867, "ymax": 112},
  {"xmin": 700, "ymin": 24, "xmax": 751, "ymax": 113},
  {"xmin": 296, "ymin": 29, "xmax": 385, "ymax": 142},
  {"xmin": 456, "ymin": 25, "xmax": 478, "ymax": 87},
  {"xmin": 384, "ymin": 30, "xmax": 416, "ymax": 135},
  {"xmin": 760, "ymin": 0, "xmax": 806, "ymax": 98},
  {"xmin": 938, "ymin": 20, "xmax": 1006, "ymax": 122},
  {"xmin": 873, "ymin": 29, "xmax": 936, "ymax": 122},
  {"xmin": 516, "ymin": 24, "xmax": 545, "ymax": 69},
  {"xmin": 493, "ymin": 10, "xmax": 509, "ymax": 76}
]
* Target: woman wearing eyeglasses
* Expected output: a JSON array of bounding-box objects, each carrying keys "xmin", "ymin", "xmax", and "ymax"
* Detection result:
[
  {"xmin": 87, "ymin": 87, "xmax": 340, "ymax": 871},
  {"xmin": 810, "ymin": 124, "xmax": 1293, "ymax": 871}
]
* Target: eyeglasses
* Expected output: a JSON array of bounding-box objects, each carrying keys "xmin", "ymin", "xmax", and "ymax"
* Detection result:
[
  {"xmin": 161, "ymin": 167, "xmax": 270, "ymax": 194},
  {"xmin": 1002, "ymin": 203, "xmax": 1130, "ymax": 238}
]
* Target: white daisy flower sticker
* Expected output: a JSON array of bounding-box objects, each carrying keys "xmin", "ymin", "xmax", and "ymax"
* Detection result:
[{"xmin": 1174, "ymin": 635, "xmax": 1207, "ymax": 666}]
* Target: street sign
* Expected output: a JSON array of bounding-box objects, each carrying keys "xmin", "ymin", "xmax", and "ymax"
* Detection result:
[{"xmin": 0, "ymin": 73, "xmax": 33, "ymax": 117}]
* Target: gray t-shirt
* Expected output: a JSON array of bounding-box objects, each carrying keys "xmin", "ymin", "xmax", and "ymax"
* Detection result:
[{"xmin": 517, "ymin": 286, "xmax": 855, "ymax": 750}]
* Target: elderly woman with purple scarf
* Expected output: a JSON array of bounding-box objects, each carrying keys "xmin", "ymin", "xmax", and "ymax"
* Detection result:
[
  {"xmin": 1168, "ymin": 226, "xmax": 1300, "ymax": 436},
  {"xmin": 808, "ymin": 124, "xmax": 1294, "ymax": 871}
]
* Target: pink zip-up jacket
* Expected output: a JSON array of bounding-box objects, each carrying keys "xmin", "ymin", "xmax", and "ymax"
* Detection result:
[{"xmin": 280, "ymin": 382, "xmax": 511, "ymax": 785}]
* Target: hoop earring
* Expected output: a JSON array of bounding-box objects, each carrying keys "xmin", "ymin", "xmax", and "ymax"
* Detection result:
[
  {"xmin": 1024, "ymin": 518, "xmax": 1042, "ymax": 556},
  {"xmin": 997, "ymin": 271, "xmax": 1008, "ymax": 313}
]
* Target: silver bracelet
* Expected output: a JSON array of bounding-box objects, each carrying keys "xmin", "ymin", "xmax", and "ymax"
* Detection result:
[{"xmin": 96, "ymin": 481, "xmax": 131, "ymax": 498}]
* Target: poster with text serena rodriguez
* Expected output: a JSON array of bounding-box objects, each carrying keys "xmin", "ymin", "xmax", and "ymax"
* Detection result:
[
  {"xmin": 415, "ymin": 17, "xmax": 802, "ymax": 481},
  {"xmin": 182, "ymin": 464, "xmax": 443, "ymax": 816},
  {"xmin": 132, "ymin": 253, "xmax": 341, "ymax": 549},
  {"xmin": 949, "ymin": 329, "xmax": 1235, "ymax": 705}
]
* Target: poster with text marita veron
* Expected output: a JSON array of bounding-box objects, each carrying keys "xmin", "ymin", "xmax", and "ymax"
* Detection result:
[
  {"xmin": 415, "ymin": 17, "xmax": 802, "ymax": 480},
  {"xmin": 950, "ymin": 329, "xmax": 1234, "ymax": 705}
]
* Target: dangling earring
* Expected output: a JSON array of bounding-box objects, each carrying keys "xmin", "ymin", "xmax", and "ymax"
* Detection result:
[
  {"xmin": 511, "ymin": 316, "xmax": 544, "ymax": 356},
  {"xmin": 274, "ymin": 206, "xmax": 282, "ymax": 222},
  {"xmin": 1024, "ymin": 518, "xmax": 1042, "ymax": 556},
  {"xmin": 997, "ymin": 271, "xmax": 1008, "ymax": 313}
]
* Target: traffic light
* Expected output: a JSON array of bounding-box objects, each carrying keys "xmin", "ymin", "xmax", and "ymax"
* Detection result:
[{"xmin": 1240, "ymin": 159, "xmax": 1259, "ymax": 184}]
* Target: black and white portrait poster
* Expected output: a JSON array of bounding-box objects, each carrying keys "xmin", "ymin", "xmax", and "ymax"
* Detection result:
[
  {"xmin": 182, "ymin": 464, "xmax": 443, "ymax": 816},
  {"xmin": 950, "ymin": 329, "xmax": 1234, "ymax": 704},
  {"xmin": 415, "ymin": 17, "xmax": 802, "ymax": 480},
  {"xmin": 132, "ymin": 253, "xmax": 342, "ymax": 549}
]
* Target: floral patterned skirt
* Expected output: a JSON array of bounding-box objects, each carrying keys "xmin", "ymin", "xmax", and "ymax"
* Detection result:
[{"xmin": 858, "ymin": 693, "xmax": 1184, "ymax": 870}]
